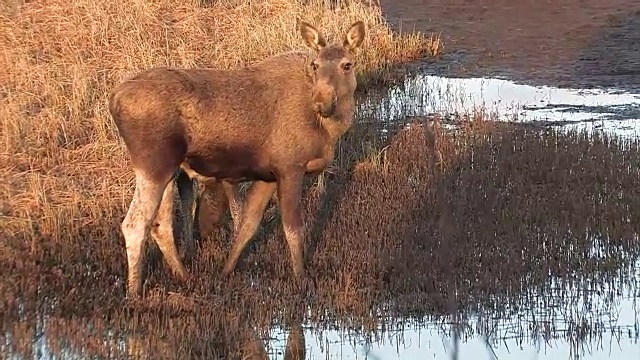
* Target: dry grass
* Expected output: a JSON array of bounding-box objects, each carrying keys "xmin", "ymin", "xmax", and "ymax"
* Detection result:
[{"xmin": 0, "ymin": 0, "xmax": 441, "ymax": 247}]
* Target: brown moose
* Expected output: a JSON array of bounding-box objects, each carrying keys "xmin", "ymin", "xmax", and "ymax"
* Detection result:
[{"xmin": 109, "ymin": 20, "xmax": 366, "ymax": 299}]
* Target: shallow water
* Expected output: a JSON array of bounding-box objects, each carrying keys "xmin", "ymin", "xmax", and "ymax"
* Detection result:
[
  {"xmin": 8, "ymin": 256, "xmax": 639, "ymax": 360},
  {"xmin": 359, "ymin": 74, "xmax": 640, "ymax": 139},
  {"xmin": 267, "ymin": 238, "xmax": 640, "ymax": 359},
  {"xmin": 272, "ymin": 76, "xmax": 640, "ymax": 359},
  {"xmin": 265, "ymin": 267, "xmax": 639, "ymax": 359}
]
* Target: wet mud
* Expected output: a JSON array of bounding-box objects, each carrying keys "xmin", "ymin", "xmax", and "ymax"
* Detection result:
[
  {"xmin": 2, "ymin": 111, "xmax": 640, "ymax": 358},
  {"xmin": 379, "ymin": 0, "xmax": 640, "ymax": 92}
]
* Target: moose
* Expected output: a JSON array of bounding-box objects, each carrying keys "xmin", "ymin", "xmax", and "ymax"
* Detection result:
[{"xmin": 109, "ymin": 19, "xmax": 366, "ymax": 299}]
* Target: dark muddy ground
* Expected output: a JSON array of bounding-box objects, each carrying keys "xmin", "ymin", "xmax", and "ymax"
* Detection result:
[{"xmin": 380, "ymin": 0, "xmax": 640, "ymax": 92}]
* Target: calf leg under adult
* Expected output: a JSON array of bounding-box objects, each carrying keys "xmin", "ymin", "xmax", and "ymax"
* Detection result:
[
  {"xmin": 221, "ymin": 181, "xmax": 277, "ymax": 277},
  {"xmin": 121, "ymin": 170, "xmax": 170, "ymax": 298},
  {"xmin": 195, "ymin": 179, "xmax": 231, "ymax": 237},
  {"xmin": 176, "ymin": 169, "xmax": 199, "ymax": 262},
  {"xmin": 150, "ymin": 179, "xmax": 188, "ymax": 282},
  {"xmin": 223, "ymin": 180, "xmax": 243, "ymax": 233},
  {"xmin": 277, "ymin": 172, "xmax": 306, "ymax": 278}
]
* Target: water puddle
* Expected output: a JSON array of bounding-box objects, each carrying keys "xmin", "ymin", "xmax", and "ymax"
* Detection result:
[
  {"xmin": 359, "ymin": 74, "xmax": 640, "ymax": 138},
  {"xmin": 265, "ymin": 246, "xmax": 640, "ymax": 359},
  {"xmin": 5, "ymin": 259, "xmax": 639, "ymax": 360}
]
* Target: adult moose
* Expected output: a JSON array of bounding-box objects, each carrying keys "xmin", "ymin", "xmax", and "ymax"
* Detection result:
[{"xmin": 109, "ymin": 19, "xmax": 366, "ymax": 299}]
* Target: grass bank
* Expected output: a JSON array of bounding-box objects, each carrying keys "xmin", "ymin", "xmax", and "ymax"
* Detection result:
[{"xmin": 0, "ymin": 0, "xmax": 441, "ymax": 249}]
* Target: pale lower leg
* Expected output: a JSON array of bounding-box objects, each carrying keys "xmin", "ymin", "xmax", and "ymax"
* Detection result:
[
  {"xmin": 277, "ymin": 174, "xmax": 306, "ymax": 279},
  {"xmin": 121, "ymin": 171, "xmax": 167, "ymax": 298},
  {"xmin": 283, "ymin": 224, "xmax": 305, "ymax": 278}
]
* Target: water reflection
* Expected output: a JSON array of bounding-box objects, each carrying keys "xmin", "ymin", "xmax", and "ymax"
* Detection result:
[
  {"xmin": 356, "ymin": 74, "xmax": 640, "ymax": 138},
  {"xmin": 2, "ymin": 306, "xmax": 306, "ymax": 359},
  {"xmin": 261, "ymin": 250, "xmax": 638, "ymax": 359}
]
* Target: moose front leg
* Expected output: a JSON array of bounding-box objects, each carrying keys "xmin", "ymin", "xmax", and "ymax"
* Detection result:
[
  {"xmin": 277, "ymin": 170, "xmax": 307, "ymax": 280},
  {"xmin": 305, "ymin": 157, "xmax": 331, "ymax": 175},
  {"xmin": 221, "ymin": 180, "xmax": 277, "ymax": 277}
]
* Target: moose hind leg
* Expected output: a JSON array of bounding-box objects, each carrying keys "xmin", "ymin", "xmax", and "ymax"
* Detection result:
[
  {"xmin": 150, "ymin": 179, "xmax": 188, "ymax": 282},
  {"xmin": 121, "ymin": 170, "xmax": 169, "ymax": 299}
]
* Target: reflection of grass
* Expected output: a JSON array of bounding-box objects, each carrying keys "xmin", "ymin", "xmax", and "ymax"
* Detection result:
[{"xmin": 362, "ymin": 346, "xmax": 383, "ymax": 360}]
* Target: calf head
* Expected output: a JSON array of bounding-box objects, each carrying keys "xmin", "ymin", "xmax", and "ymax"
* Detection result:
[{"xmin": 299, "ymin": 20, "xmax": 366, "ymax": 118}]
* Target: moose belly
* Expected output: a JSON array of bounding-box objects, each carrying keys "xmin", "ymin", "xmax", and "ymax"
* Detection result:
[{"xmin": 184, "ymin": 149, "xmax": 276, "ymax": 183}]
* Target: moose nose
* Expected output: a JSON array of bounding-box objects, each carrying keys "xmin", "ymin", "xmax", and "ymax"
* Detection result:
[{"xmin": 314, "ymin": 95, "xmax": 337, "ymax": 118}]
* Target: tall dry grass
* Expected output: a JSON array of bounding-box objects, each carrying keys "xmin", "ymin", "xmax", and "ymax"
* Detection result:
[{"xmin": 0, "ymin": 0, "xmax": 440, "ymax": 249}]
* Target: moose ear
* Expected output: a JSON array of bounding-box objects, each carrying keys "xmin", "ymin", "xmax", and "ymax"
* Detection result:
[
  {"xmin": 298, "ymin": 20, "xmax": 327, "ymax": 52},
  {"xmin": 343, "ymin": 21, "xmax": 366, "ymax": 51}
]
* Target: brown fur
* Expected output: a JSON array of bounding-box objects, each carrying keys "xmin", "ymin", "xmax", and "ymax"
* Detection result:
[
  {"xmin": 109, "ymin": 20, "xmax": 366, "ymax": 299},
  {"xmin": 195, "ymin": 179, "xmax": 234, "ymax": 236}
]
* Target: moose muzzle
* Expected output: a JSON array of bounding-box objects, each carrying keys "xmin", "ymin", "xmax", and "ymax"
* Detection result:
[{"xmin": 313, "ymin": 91, "xmax": 337, "ymax": 118}]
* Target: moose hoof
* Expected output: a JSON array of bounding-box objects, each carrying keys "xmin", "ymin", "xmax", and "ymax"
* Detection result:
[
  {"xmin": 221, "ymin": 263, "xmax": 235, "ymax": 278},
  {"xmin": 126, "ymin": 277, "xmax": 143, "ymax": 301},
  {"xmin": 175, "ymin": 270, "xmax": 189, "ymax": 284},
  {"xmin": 126, "ymin": 288, "xmax": 143, "ymax": 304}
]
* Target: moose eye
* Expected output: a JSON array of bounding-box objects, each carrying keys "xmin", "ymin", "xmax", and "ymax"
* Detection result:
[
  {"xmin": 311, "ymin": 62, "xmax": 319, "ymax": 71},
  {"xmin": 342, "ymin": 62, "xmax": 353, "ymax": 71}
]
